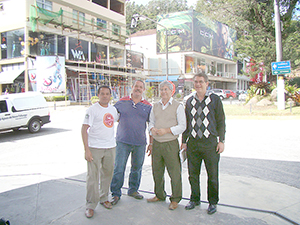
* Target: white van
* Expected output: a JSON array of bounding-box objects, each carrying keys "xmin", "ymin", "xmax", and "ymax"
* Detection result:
[{"xmin": 0, "ymin": 92, "xmax": 50, "ymax": 133}]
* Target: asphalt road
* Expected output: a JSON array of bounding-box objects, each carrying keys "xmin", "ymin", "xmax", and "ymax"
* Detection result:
[{"xmin": 0, "ymin": 105, "xmax": 299, "ymax": 192}]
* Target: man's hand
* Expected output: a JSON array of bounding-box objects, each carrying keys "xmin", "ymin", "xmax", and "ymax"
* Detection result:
[
  {"xmin": 150, "ymin": 127, "xmax": 158, "ymax": 136},
  {"xmin": 146, "ymin": 144, "xmax": 152, "ymax": 156},
  {"xmin": 181, "ymin": 143, "xmax": 187, "ymax": 151},
  {"xmin": 85, "ymin": 148, "xmax": 93, "ymax": 162},
  {"xmin": 216, "ymin": 142, "xmax": 224, "ymax": 154},
  {"xmin": 156, "ymin": 128, "xmax": 170, "ymax": 136}
]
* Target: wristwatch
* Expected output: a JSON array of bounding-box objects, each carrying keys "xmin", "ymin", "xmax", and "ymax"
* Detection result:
[{"xmin": 220, "ymin": 140, "xmax": 225, "ymax": 144}]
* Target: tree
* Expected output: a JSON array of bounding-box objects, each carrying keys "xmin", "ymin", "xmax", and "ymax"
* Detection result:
[
  {"xmin": 126, "ymin": 0, "xmax": 190, "ymax": 34},
  {"xmin": 195, "ymin": 0, "xmax": 300, "ymax": 79}
]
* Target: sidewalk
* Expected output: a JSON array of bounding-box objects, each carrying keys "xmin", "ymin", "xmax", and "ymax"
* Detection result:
[{"xmin": 1, "ymin": 161, "xmax": 299, "ymax": 225}]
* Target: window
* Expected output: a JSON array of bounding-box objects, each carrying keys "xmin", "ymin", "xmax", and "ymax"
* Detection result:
[
  {"xmin": 29, "ymin": 31, "xmax": 55, "ymax": 56},
  {"xmin": 96, "ymin": 18, "xmax": 107, "ymax": 32},
  {"xmin": 0, "ymin": 101, "xmax": 8, "ymax": 113},
  {"xmin": 36, "ymin": 0, "xmax": 52, "ymax": 10},
  {"xmin": 112, "ymin": 24, "xmax": 120, "ymax": 36},
  {"xmin": 109, "ymin": 47, "xmax": 124, "ymax": 66},
  {"xmin": 92, "ymin": 0, "xmax": 107, "ymax": 8},
  {"xmin": 73, "ymin": 9, "xmax": 85, "ymax": 26},
  {"xmin": 91, "ymin": 43, "xmax": 107, "ymax": 63},
  {"xmin": 1, "ymin": 29, "xmax": 25, "ymax": 59}
]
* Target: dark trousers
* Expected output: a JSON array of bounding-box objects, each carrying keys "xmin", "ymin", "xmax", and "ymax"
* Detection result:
[
  {"xmin": 187, "ymin": 138, "xmax": 220, "ymax": 204},
  {"xmin": 152, "ymin": 139, "xmax": 182, "ymax": 203}
]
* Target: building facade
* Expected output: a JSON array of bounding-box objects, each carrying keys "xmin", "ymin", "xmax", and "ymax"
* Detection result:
[
  {"xmin": 0, "ymin": 0, "xmax": 143, "ymax": 102},
  {"xmin": 128, "ymin": 11, "xmax": 250, "ymax": 96}
]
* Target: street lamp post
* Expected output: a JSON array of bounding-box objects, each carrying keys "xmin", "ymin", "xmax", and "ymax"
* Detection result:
[
  {"xmin": 274, "ymin": 0, "xmax": 285, "ymax": 110},
  {"xmin": 131, "ymin": 14, "xmax": 169, "ymax": 80}
]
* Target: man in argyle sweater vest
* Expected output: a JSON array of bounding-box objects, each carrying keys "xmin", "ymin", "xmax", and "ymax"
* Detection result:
[{"xmin": 182, "ymin": 73, "xmax": 226, "ymax": 215}]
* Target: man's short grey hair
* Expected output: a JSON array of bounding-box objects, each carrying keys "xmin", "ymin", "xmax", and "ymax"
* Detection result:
[
  {"xmin": 193, "ymin": 73, "xmax": 208, "ymax": 82},
  {"xmin": 159, "ymin": 80, "xmax": 173, "ymax": 91}
]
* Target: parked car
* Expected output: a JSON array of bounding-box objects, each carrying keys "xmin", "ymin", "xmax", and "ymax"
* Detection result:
[
  {"xmin": 0, "ymin": 92, "xmax": 51, "ymax": 133},
  {"xmin": 211, "ymin": 89, "xmax": 226, "ymax": 99},
  {"xmin": 224, "ymin": 90, "xmax": 237, "ymax": 99},
  {"xmin": 238, "ymin": 91, "xmax": 248, "ymax": 101},
  {"xmin": 235, "ymin": 90, "xmax": 244, "ymax": 98}
]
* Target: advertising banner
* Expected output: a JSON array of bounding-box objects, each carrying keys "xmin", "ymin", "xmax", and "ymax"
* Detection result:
[
  {"xmin": 185, "ymin": 56, "xmax": 195, "ymax": 73},
  {"xmin": 157, "ymin": 11, "xmax": 193, "ymax": 54},
  {"xmin": 36, "ymin": 56, "xmax": 65, "ymax": 93},
  {"xmin": 156, "ymin": 11, "xmax": 236, "ymax": 60},
  {"xmin": 193, "ymin": 13, "xmax": 236, "ymax": 60},
  {"xmin": 69, "ymin": 38, "xmax": 88, "ymax": 61}
]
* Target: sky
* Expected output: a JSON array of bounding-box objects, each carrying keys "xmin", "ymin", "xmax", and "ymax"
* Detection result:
[{"xmin": 126, "ymin": 0, "xmax": 198, "ymax": 7}]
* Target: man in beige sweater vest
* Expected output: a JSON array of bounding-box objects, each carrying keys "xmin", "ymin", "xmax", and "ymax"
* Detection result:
[{"xmin": 146, "ymin": 80, "xmax": 186, "ymax": 210}]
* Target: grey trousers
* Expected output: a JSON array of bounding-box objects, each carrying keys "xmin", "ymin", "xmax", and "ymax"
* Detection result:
[
  {"xmin": 86, "ymin": 147, "xmax": 116, "ymax": 210},
  {"xmin": 152, "ymin": 139, "xmax": 182, "ymax": 203}
]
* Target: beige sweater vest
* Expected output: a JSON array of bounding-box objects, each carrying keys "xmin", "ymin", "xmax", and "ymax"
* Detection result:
[{"xmin": 153, "ymin": 100, "xmax": 180, "ymax": 143}]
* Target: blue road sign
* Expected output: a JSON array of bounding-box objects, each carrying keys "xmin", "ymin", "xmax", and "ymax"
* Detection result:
[{"xmin": 271, "ymin": 61, "xmax": 291, "ymax": 75}]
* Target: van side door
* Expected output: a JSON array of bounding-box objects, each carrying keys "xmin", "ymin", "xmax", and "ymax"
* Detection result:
[{"xmin": 0, "ymin": 100, "xmax": 12, "ymax": 130}]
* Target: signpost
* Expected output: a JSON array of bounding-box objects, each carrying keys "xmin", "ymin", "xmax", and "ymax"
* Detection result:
[
  {"xmin": 271, "ymin": 61, "xmax": 291, "ymax": 75},
  {"xmin": 271, "ymin": 60, "xmax": 291, "ymax": 110}
]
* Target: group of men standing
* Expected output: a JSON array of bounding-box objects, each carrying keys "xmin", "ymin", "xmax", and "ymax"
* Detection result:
[{"xmin": 81, "ymin": 72, "xmax": 226, "ymax": 218}]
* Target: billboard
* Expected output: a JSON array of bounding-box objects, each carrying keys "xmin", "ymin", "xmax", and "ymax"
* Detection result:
[
  {"xmin": 193, "ymin": 13, "xmax": 236, "ymax": 60},
  {"xmin": 157, "ymin": 11, "xmax": 193, "ymax": 54},
  {"xmin": 156, "ymin": 11, "xmax": 236, "ymax": 60},
  {"xmin": 36, "ymin": 56, "xmax": 65, "ymax": 93}
]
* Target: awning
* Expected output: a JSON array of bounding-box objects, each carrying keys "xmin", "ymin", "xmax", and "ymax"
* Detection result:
[
  {"xmin": 146, "ymin": 75, "xmax": 179, "ymax": 82},
  {"xmin": 0, "ymin": 70, "xmax": 24, "ymax": 84}
]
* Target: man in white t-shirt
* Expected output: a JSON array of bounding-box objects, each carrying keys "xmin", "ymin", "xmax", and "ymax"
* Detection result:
[{"xmin": 81, "ymin": 85, "xmax": 118, "ymax": 218}]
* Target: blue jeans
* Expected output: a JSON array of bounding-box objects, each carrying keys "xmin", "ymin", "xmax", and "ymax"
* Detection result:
[{"xmin": 110, "ymin": 141, "xmax": 146, "ymax": 197}]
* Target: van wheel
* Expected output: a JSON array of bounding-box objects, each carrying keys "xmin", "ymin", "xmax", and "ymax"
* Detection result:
[{"xmin": 29, "ymin": 119, "xmax": 41, "ymax": 133}]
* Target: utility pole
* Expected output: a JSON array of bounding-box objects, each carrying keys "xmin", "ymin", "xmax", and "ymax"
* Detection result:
[
  {"xmin": 131, "ymin": 14, "xmax": 169, "ymax": 80},
  {"xmin": 274, "ymin": 0, "xmax": 285, "ymax": 110}
]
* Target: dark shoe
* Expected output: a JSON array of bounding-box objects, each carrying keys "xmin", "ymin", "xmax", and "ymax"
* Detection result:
[
  {"xmin": 111, "ymin": 196, "xmax": 120, "ymax": 205},
  {"xmin": 100, "ymin": 201, "xmax": 112, "ymax": 209},
  {"xmin": 147, "ymin": 196, "xmax": 164, "ymax": 203},
  {"xmin": 168, "ymin": 201, "xmax": 178, "ymax": 210},
  {"xmin": 128, "ymin": 191, "xmax": 144, "ymax": 199},
  {"xmin": 185, "ymin": 201, "xmax": 200, "ymax": 210},
  {"xmin": 85, "ymin": 208, "xmax": 94, "ymax": 218},
  {"xmin": 207, "ymin": 204, "xmax": 217, "ymax": 214}
]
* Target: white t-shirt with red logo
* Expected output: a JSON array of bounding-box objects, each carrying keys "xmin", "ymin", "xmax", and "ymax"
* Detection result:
[{"xmin": 83, "ymin": 103, "xmax": 119, "ymax": 148}]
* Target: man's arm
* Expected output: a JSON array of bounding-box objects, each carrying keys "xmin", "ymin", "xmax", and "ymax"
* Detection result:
[
  {"xmin": 181, "ymin": 101, "xmax": 190, "ymax": 150},
  {"xmin": 146, "ymin": 135, "xmax": 153, "ymax": 156},
  {"xmin": 170, "ymin": 104, "xmax": 186, "ymax": 135},
  {"xmin": 81, "ymin": 124, "xmax": 93, "ymax": 162},
  {"xmin": 215, "ymin": 97, "xmax": 226, "ymax": 154}
]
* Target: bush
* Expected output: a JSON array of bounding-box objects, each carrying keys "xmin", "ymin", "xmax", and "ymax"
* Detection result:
[
  {"xmin": 90, "ymin": 96, "xmax": 99, "ymax": 104},
  {"xmin": 44, "ymin": 96, "xmax": 69, "ymax": 102},
  {"xmin": 176, "ymin": 93, "xmax": 181, "ymax": 99}
]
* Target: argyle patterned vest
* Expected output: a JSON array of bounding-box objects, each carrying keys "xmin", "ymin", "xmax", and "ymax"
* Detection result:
[{"xmin": 190, "ymin": 95, "xmax": 211, "ymax": 139}]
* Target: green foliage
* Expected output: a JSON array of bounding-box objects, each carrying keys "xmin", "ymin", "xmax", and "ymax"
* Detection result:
[
  {"xmin": 145, "ymin": 86, "xmax": 155, "ymax": 100},
  {"xmin": 288, "ymin": 77, "xmax": 300, "ymax": 88},
  {"xmin": 176, "ymin": 93, "xmax": 182, "ymax": 99},
  {"xmin": 126, "ymin": 0, "xmax": 190, "ymax": 35},
  {"xmin": 44, "ymin": 96, "xmax": 69, "ymax": 101},
  {"xmin": 90, "ymin": 96, "xmax": 99, "ymax": 104},
  {"xmin": 285, "ymin": 82, "xmax": 300, "ymax": 104}
]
